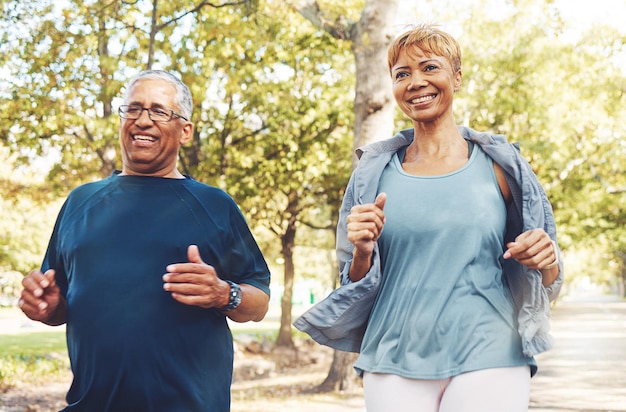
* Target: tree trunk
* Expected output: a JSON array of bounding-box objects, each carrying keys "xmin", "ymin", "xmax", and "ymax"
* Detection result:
[
  {"xmin": 275, "ymin": 211, "xmax": 297, "ymax": 348},
  {"xmin": 620, "ymin": 253, "xmax": 626, "ymax": 298},
  {"xmin": 317, "ymin": 350, "xmax": 360, "ymax": 392},
  {"xmin": 294, "ymin": 0, "xmax": 398, "ymax": 148},
  {"xmin": 293, "ymin": 0, "xmax": 400, "ymax": 392},
  {"xmin": 349, "ymin": 0, "xmax": 398, "ymax": 152}
]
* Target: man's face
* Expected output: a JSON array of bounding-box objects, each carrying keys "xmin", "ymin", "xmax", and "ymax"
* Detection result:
[{"xmin": 119, "ymin": 78, "xmax": 192, "ymax": 177}]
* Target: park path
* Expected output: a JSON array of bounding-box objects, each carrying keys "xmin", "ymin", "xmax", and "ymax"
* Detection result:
[
  {"xmin": 2, "ymin": 294, "xmax": 625, "ymax": 411},
  {"xmin": 529, "ymin": 295, "xmax": 626, "ymax": 411},
  {"xmin": 231, "ymin": 294, "xmax": 626, "ymax": 412}
]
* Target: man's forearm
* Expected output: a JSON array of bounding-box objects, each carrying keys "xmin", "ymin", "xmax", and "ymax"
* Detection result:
[{"xmin": 225, "ymin": 284, "xmax": 269, "ymax": 323}]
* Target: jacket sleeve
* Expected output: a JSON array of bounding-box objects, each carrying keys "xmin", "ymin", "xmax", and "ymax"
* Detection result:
[
  {"xmin": 336, "ymin": 172, "xmax": 357, "ymax": 285},
  {"xmin": 503, "ymin": 170, "xmax": 564, "ymax": 301},
  {"xmin": 294, "ymin": 143, "xmax": 400, "ymax": 352},
  {"xmin": 501, "ymin": 146, "xmax": 563, "ymax": 356},
  {"xmin": 537, "ymin": 176, "xmax": 564, "ymax": 300},
  {"xmin": 293, "ymin": 170, "xmax": 383, "ymax": 352}
]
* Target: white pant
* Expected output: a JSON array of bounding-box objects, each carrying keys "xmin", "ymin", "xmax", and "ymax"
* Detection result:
[{"xmin": 363, "ymin": 366, "xmax": 531, "ymax": 412}]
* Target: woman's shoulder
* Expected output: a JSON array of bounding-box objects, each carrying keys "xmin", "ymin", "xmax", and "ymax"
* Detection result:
[
  {"xmin": 356, "ymin": 129, "xmax": 413, "ymax": 159},
  {"xmin": 459, "ymin": 126, "xmax": 527, "ymax": 167},
  {"xmin": 458, "ymin": 126, "xmax": 510, "ymax": 146}
]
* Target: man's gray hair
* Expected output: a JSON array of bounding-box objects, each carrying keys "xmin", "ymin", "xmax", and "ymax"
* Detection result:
[{"xmin": 124, "ymin": 70, "xmax": 193, "ymax": 120}]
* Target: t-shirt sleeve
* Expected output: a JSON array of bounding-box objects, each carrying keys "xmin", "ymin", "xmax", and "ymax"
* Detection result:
[{"xmin": 222, "ymin": 203, "xmax": 271, "ymax": 296}]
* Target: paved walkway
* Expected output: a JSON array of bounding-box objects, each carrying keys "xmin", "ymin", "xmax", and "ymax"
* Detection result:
[
  {"xmin": 529, "ymin": 295, "xmax": 626, "ymax": 411},
  {"xmin": 233, "ymin": 294, "xmax": 626, "ymax": 412},
  {"xmin": 2, "ymin": 295, "xmax": 625, "ymax": 411}
]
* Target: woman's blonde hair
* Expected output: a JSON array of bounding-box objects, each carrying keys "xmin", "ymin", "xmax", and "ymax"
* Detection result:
[{"xmin": 388, "ymin": 23, "xmax": 462, "ymax": 75}]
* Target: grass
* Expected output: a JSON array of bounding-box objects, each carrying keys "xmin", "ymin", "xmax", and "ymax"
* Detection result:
[
  {"xmin": 0, "ymin": 330, "xmax": 67, "ymax": 356},
  {"xmin": 0, "ymin": 307, "xmax": 70, "ymax": 389},
  {"xmin": 0, "ymin": 331, "xmax": 70, "ymax": 390},
  {"xmin": 0, "ymin": 328, "xmax": 279, "ymax": 391},
  {"xmin": 0, "ymin": 306, "xmax": 295, "ymax": 391}
]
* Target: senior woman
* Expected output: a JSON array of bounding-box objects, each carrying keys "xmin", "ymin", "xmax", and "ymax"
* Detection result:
[{"xmin": 295, "ymin": 23, "xmax": 563, "ymax": 412}]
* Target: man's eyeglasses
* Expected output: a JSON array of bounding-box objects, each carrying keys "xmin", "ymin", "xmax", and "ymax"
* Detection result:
[{"xmin": 118, "ymin": 105, "xmax": 188, "ymax": 122}]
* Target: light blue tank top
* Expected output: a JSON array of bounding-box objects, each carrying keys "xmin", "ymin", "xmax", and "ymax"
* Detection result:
[{"xmin": 354, "ymin": 144, "xmax": 535, "ymax": 379}]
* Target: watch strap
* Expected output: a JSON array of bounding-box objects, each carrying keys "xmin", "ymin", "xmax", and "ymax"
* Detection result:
[{"xmin": 220, "ymin": 280, "xmax": 242, "ymax": 312}]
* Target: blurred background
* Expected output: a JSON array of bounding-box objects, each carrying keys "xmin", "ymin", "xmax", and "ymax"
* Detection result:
[{"xmin": 0, "ymin": 0, "xmax": 625, "ymax": 406}]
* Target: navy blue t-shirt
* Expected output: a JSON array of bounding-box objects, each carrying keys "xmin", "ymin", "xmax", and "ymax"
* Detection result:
[{"xmin": 43, "ymin": 172, "xmax": 271, "ymax": 411}]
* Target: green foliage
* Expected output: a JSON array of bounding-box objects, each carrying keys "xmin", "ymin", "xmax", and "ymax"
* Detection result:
[
  {"xmin": 0, "ymin": 145, "xmax": 64, "ymax": 276},
  {"xmin": 0, "ymin": 354, "xmax": 69, "ymax": 389},
  {"xmin": 1, "ymin": 0, "xmax": 124, "ymax": 189},
  {"xmin": 414, "ymin": 0, "xmax": 626, "ymax": 289},
  {"xmin": 0, "ymin": 195, "xmax": 62, "ymax": 275},
  {"xmin": 174, "ymin": 1, "xmax": 355, "ymax": 345},
  {"xmin": 0, "ymin": 328, "xmax": 68, "ymax": 389},
  {"xmin": 171, "ymin": 1, "xmax": 355, "ymax": 258},
  {"xmin": 2, "ymin": 0, "xmax": 626, "ymax": 292}
]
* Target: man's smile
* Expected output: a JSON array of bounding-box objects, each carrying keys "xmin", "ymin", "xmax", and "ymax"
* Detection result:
[{"xmin": 132, "ymin": 134, "xmax": 157, "ymax": 142}]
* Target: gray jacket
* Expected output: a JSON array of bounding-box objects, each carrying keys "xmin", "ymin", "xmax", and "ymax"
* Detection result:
[{"xmin": 294, "ymin": 126, "xmax": 564, "ymax": 357}]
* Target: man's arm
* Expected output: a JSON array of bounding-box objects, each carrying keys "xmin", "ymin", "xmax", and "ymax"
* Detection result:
[
  {"xmin": 223, "ymin": 283, "xmax": 269, "ymax": 323},
  {"xmin": 19, "ymin": 269, "xmax": 67, "ymax": 326},
  {"xmin": 163, "ymin": 245, "xmax": 269, "ymax": 322}
]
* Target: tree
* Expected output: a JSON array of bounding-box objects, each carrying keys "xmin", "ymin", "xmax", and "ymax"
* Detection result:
[
  {"xmin": 0, "ymin": 0, "xmax": 258, "ymax": 192},
  {"xmin": 177, "ymin": 1, "xmax": 355, "ymax": 347},
  {"xmin": 291, "ymin": 0, "xmax": 400, "ymax": 392},
  {"xmin": 0, "ymin": 144, "xmax": 64, "ymax": 301},
  {"xmin": 452, "ymin": 0, "xmax": 626, "ymax": 292},
  {"xmin": 2, "ymin": 0, "xmax": 358, "ymax": 341},
  {"xmin": 293, "ymin": 0, "xmax": 399, "ymax": 149}
]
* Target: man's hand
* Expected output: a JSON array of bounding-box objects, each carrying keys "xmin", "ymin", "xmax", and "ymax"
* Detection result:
[
  {"xmin": 19, "ymin": 269, "xmax": 66, "ymax": 326},
  {"xmin": 163, "ymin": 245, "xmax": 230, "ymax": 309},
  {"xmin": 164, "ymin": 245, "xmax": 270, "ymax": 322}
]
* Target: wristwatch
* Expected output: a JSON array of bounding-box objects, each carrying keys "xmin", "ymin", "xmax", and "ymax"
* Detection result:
[{"xmin": 220, "ymin": 280, "xmax": 242, "ymax": 312}]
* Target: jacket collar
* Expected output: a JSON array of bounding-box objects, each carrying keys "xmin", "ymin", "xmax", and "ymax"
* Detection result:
[{"xmin": 355, "ymin": 126, "xmax": 516, "ymax": 159}]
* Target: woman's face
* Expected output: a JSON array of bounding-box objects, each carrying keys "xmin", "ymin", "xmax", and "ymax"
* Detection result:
[{"xmin": 391, "ymin": 46, "xmax": 462, "ymax": 125}]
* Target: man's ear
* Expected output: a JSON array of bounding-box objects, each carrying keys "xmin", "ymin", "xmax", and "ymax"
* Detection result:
[{"xmin": 179, "ymin": 122, "xmax": 193, "ymax": 145}]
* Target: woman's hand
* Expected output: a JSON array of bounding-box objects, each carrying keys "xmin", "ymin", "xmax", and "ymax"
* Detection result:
[
  {"xmin": 346, "ymin": 193, "xmax": 387, "ymax": 281},
  {"xmin": 503, "ymin": 228, "xmax": 560, "ymax": 287}
]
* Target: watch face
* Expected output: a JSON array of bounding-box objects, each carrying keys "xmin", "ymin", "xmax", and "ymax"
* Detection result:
[
  {"xmin": 232, "ymin": 283, "xmax": 242, "ymax": 307},
  {"xmin": 222, "ymin": 281, "xmax": 242, "ymax": 311}
]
